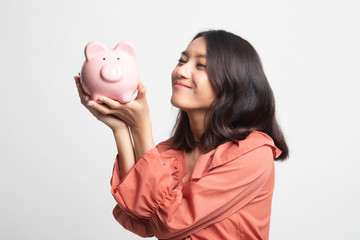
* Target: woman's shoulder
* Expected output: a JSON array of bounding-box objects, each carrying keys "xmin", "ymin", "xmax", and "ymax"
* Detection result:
[
  {"xmin": 155, "ymin": 138, "xmax": 181, "ymax": 157},
  {"xmin": 241, "ymin": 131, "xmax": 278, "ymax": 147},
  {"xmin": 209, "ymin": 131, "xmax": 282, "ymax": 169},
  {"xmin": 235, "ymin": 131, "xmax": 282, "ymax": 158}
]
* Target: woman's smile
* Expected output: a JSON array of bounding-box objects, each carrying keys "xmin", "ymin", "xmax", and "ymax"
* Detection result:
[{"xmin": 174, "ymin": 81, "xmax": 191, "ymax": 89}]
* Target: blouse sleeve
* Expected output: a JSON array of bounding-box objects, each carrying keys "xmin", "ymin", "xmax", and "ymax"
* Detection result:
[
  {"xmin": 111, "ymin": 144, "xmax": 276, "ymax": 240},
  {"xmin": 112, "ymin": 205, "xmax": 155, "ymax": 237},
  {"xmin": 110, "ymin": 157, "xmax": 155, "ymax": 237}
]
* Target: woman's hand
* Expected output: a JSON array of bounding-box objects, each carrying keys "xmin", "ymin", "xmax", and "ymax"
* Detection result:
[
  {"xmin": 92, "ymin": 82, "xmax": 151, "ymax": 133},
  {"xmin": 85, "ymin": 82, "xmax": 154, "ymax": 160},
  {"xmin": 74, "ymin": 75, "xmax": 128, "ymax": 132}
]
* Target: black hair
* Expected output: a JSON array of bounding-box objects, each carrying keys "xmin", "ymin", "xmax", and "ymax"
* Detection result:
[{"xmin": 171, "ymin": 30, "xmax": 288, "ymax": 160}]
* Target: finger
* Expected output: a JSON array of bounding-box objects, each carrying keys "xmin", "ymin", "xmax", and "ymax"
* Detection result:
[
  {"xmin": 74, "ymin": 76, "xmax": 84, "ymax": 97},
  {"xmin": 98, "ymin": 96, "xmax": 122, "ymax": 109},
  {"xmin": 88, "ymin": 100, "xmax": 113, "ymax": 115},
  {"xmin": 135, "ymin": 82, "xmax": 146, "ymax": 101},
  {"xmin": 86, "ymin": 104, "xmax": 111, "ymax": 123},
  {"xmin": 74, "ymin": 76, "xmax": 83, "ymax": 92},
  {"xmin": 74, "ymin": 76, "xmax": 89, "ymax": 97},
  {"xmin": 74, "ymin": 76, "xmax": 92, "ymax": 108},
  {"xmin": 87, "ymin": 104, "xmax": 102, "ymax": 119}
]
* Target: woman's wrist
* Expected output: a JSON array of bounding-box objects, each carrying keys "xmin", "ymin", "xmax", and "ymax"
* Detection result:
[
  {"xmin": 112, "ymin": 125, "xmax": 136, "ymax": 178},
  {"xmin": 112, "ymin": 124, "xmax": 130, "ymax": 135},
  {"xmin": 130, "ymin": 119, "xmax": 155, "ymax": 161}
]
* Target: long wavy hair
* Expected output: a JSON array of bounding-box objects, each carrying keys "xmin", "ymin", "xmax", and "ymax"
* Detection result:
[{"xmin": 171, "ymin": 30, "xmax": 288, "ymax": 160}]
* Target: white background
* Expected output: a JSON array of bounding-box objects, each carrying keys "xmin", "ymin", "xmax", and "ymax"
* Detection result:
[{"xmin": 1, "ymin": 0, "xmax": 359, "ymax": 239}]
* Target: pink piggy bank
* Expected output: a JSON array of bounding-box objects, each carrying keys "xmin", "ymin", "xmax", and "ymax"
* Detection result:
[{"xmin": 80, "ymin": 41, "xmax": 140, "ymax": 103}]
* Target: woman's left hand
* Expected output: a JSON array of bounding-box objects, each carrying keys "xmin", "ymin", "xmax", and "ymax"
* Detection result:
[
  {"xmin": 89, "ymin": 82, "xmax": 150, "ymax": 132},
  {"xmin": 88, "ymin": 82, "xmax": 154, "ymax": 160}
]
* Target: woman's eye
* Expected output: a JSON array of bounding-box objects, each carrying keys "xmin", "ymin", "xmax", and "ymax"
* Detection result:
[
  {"xmin": 178, "ymin": 58, "xmax": 186, "ymax": 63},
  {"xmin": 197, "ymin": 63, "xmax": 206, "ymax": 68}
]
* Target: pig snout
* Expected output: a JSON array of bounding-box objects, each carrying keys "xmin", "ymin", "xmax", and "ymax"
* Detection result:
[{"xmin": 100, "ymin": 63, "xmax": 123, "ymax": 82}]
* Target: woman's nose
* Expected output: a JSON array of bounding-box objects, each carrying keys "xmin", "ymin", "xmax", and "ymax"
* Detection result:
[{"xmin": 177, "ymin": 64, "xmax": 191, "ymax": 79}]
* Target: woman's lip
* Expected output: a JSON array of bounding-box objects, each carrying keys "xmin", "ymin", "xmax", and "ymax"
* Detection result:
[{"xmin": 174, "ymin": 81, "xmax": 191, "ymax": 88}]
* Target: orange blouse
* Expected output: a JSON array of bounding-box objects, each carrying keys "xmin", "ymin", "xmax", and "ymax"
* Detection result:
[{"xmin": 111, "ymin": 131, "xmax": 282, "ymax": 240}]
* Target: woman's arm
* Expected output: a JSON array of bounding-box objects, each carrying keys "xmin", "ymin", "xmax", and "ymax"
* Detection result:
[
  {"xmin": 112, "ymin": 128, "xmax": 135, "ymax": 179},
  {"xmin": 75, "ymin": 76, "xmax": 136, "ymax": 176},
  {"xmin": 129, "ymin": 117, "xmax": 154, "ymax": 162},
  {"xmin": 90, "ymin": 82, "xmax": 155, "ymax": 161}
]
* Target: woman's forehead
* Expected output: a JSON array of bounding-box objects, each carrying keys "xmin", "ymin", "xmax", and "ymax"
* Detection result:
[{"xmin": 182, "ymin": 37, "xmax": 207, "ymax": 57}]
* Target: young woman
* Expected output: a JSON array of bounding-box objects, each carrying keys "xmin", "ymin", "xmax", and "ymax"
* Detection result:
[{"xmin": 75, "ymin": 30, "xmax": 288, "ymax": 240}]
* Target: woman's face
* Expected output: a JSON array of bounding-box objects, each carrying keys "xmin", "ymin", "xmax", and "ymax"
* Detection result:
[{"xmin": 171, "ymin": 37, "xmax": 216, "ymax": 113}]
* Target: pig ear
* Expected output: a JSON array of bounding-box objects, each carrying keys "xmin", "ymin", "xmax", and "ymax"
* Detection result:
[
  {"xmin": 114, "ymin": 42, "xmax": 136, "ymax": 58},
  {"xmin": 85, "ymin": 42, "xmax": 108, "ymax": 60}
]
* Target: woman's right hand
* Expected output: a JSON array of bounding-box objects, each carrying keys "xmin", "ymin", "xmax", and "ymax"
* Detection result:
[{"xmin": 74, "ymin": 75, "xmax": 128, "ymax": 132}]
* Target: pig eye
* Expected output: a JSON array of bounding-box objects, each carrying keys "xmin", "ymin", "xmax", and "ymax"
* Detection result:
[
  {"xmin": 117, "ymin": 58, "xmax": 120, "ymax": 60},
  {"xmin": 103, "ymin": 58, "xmax": 106, "ymax": 60}
]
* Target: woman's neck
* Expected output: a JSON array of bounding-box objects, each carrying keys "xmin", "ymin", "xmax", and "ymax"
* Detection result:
[{"xmin": 186, "ymin": 110, "xmax": 209, "ymax": 142}]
